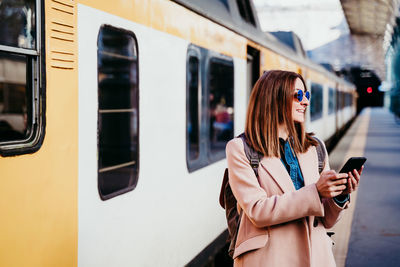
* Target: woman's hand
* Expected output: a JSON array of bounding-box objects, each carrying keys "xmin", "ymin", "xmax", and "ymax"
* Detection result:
[
  {"xmin": 340, "ymin": 166, "xmax": 363, "ymax": 195},
  {"xmin": 316, "ymin": 170, "xmax": 348, "ymax": 198}
]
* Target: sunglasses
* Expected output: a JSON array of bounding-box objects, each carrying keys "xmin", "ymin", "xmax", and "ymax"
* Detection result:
[{"xmin": 294, "ymin": 89, "xmax": 310, "ymax": 102}]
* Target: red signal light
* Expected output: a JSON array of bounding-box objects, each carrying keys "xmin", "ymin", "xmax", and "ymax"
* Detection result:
[{"xmin": 367, "ymin": 87, "xmax": 372, "ymax": 94}]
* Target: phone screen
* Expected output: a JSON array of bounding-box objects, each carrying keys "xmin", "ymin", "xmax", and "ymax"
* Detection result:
[{"xmin": 339, "ymin": 157, "xmax": 367, "ymax": 173}]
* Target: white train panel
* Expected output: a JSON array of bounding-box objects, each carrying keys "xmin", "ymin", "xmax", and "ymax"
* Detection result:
[{"xmin": 78, "ymin": 4, "xmax": 247, "ymax": 266}]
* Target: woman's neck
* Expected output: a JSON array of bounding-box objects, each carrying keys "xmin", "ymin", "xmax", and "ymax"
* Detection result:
[{"xmin": 278, "ymin": 125, "xmax": 288, "ymax": 140}]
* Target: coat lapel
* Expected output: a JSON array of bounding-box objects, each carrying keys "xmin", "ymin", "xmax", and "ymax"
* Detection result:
[
  {"xmin": 296, "ymin": 146, "xmax": 319, "ymax": 186},
  {"xmin": 260, "ymin": 157, "xmax": 296, "ymax": 193}
]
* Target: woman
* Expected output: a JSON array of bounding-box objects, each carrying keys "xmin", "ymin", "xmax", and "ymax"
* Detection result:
[{"xmin": 226, "ymin": 70, "xmax": 362, "ymax": 267}]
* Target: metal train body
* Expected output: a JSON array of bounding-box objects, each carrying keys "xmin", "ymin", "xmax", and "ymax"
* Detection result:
[{"xmin": 0, "ymin": 0, "xmax": 356, "ymax": 266}]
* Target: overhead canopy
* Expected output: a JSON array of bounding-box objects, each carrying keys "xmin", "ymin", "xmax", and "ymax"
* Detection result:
[{"xmin": 340, "ymin": 0, "xmax": 399, "ymax": 36}]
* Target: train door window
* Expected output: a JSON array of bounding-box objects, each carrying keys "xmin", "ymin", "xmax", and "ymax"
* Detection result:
[
  {"xmin": 97, "ymin": 25, "xmax": 139, "ymax": 200},
  {"xmin": 207, "ymin": 57, "xmax": 234, "ymax": 161},
  {"xmin": 328, "ymin": 87, "xmax": 335, "ymax": 114},
  {"xmin": 310, "ymin": 83, "xmax": 323, "ymax": 121},
  {"xmin": 0, "ymin": 0, "xmax": 44, "ymax": 156}
]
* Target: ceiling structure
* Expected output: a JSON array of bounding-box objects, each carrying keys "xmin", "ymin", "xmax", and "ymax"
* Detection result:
[
  {"xmin": 341, "ymin": 0, "xmax": 399, "ymax": 35},
  {"xmin": 339, "ymin": 0, "xmax": 400, "ymax": 80},
  {"xmin": 341, "ymin": 0, "xmax": 400, "ymax": 50}
]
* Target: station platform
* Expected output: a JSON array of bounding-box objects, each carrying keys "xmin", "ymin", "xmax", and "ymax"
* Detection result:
[{"xmin": 328, "ymin": 107, "xmax": 400, "ymax": 267}]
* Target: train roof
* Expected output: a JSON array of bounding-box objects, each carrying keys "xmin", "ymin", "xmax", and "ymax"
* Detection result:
[
  {"xmin": 171, "ymin": 0, "xmax": 354, "ymax": 87},
  {"xmin": 171, "ymin": 0, "xmax": 295, "ymax": 54},
  {"xmin": 269, "ymin": 31, "xmax": 307, "ymax": 58}
]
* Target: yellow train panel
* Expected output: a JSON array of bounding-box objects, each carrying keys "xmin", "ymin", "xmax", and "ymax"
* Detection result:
[
  {"xmin": 307, "ymin": 69, "xmax": 327, "ymax": 84},
  {"xmin": 0, "ymin": 0, "xmax": 78, "ymax": 266},
  {"xmin": 262, "ymin": 49, "xmax": 283, "ymax": 70}
]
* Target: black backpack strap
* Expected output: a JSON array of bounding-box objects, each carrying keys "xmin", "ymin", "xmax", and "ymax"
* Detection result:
[
  {"xmin": 313, "ymin": 136, "xmax": 326, "ymax": 174},
  {"xmin": 238, "ymin": 133, "xmax": 262, "ymax": 177}
]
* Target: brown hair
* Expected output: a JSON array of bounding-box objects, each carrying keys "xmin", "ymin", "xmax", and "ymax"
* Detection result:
[{"xmin": 245, "ymin": 70, "xmax": 317, "ymax": 157}]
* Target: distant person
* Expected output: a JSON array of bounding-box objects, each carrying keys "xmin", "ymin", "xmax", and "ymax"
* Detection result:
[{"xmin": 226, "ymin": 70, "xmax": 363, "ymax": 266}]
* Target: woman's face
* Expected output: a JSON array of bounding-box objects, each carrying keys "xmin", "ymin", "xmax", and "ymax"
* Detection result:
[{"xmin": 292, "ymin": 78, "xmax": 309, "ymax": 123}]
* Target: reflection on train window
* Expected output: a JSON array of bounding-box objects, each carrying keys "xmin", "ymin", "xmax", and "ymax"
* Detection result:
[
  {"xmin": 0, "ymin": 52, "xmax": 33, "ymax": 142},
  {"xmin": 328, "ymin": 87, "xmax": 335, "ymax": 114},
  {"xmin": 0, "ymin": 0, "xmax": 36, "ymax": 49},
  {"xmin": 187, "ymin": 56, "xmax": 200, "ymax": 161},
  {"xmin": 310, "ymin": 83, "xmax": 323, "ymax": 121},
  {"xmin": 97, "ymin": 25, "xmax": 139, "ymax": 200},
  {"xmin": 208, "ymin": 58, "xmax": 234, "ymax": 156}
]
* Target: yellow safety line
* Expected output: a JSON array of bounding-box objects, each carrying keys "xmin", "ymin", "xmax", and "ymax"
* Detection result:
[{"xmin": 331, "ymin": 108, "xmax": 371, "ymax": 267}]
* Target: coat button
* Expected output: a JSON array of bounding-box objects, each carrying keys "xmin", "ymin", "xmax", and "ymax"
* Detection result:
[{"xmin": 313, "ymin": 218, "xmax": 318, "ymax": 227}]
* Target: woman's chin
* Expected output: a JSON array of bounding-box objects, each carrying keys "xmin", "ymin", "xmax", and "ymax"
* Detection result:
[{"xmin": 294, "ymin": 117, "xmax": 304, "ymax": 123}]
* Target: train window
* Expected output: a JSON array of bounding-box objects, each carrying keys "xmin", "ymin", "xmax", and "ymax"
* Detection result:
[
  {"xmin": 345, "ymin": 93, "xmax": 353, "ymax": 107},
  {"xmin": 208, "ymin": 58, "xmax": 234, "ymax": 160},
  {"xmin": 186, "ymin": 45, "xmax": 234, "ymax": 172},
  {"xmin": 187, "ymin": 55, "xmax": 200, "ymax": 162},
  {"xmin": 0, "ymin": 0, "xmax": 44, "ymax": 156},
  {"xmin": 310, "ymin": 83, "xmax": 323, "ymax": 121},
  {"xmin": 97, "ymin": 25, "xmax": 139, "ymax": 200},
  {"xmin": 328, "ymin": 87, "xmax": 335, "ymax": 114}
]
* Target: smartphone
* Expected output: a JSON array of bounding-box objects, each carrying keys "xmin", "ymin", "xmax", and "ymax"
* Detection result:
[{"xmin": 339, "ymin": 157, "xmax": 367, "ymax": 174}]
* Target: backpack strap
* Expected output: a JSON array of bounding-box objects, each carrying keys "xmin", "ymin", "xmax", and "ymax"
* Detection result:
[
  {"xmin": 219, "ymin": 133, "xmax": 261, "ymax": 209},
  {"xmin": 313, "ymin": 136, "xmax": 326, "ymax": 174},
  {"xmin": 238, "ymin": 133, "xmax": 262, "ymax": 177}
]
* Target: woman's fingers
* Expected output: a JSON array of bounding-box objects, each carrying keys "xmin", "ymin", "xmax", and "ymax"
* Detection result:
[
  {"xmin": 348, "ymin": 172, "xmax": 354, "ymax": 192},
  {"xmin": 352, "ymin": 168, "xmax": 362, "ymax": 191},
  {"xmin": 332, "ymin": 178, "xmax": 347, "ymax": 185},
  {"xmin": 336, "ymin": 184, "xmax": 347, "ymax": 192},
  {"xmin": 337, "ymin": 173, "xmax": 349, "ymax": 179},
  {"xmin": 352, "ymin": 174, "xmax": 358, "ymax": 191},
  {"xmin": 353, "ymin": 169, "xmax": 361, "ymax": 183},
  {"xmin": 358, "ymin": 165, "xmax": 364, "ymax": 175},
  {"xmin": 319, "ymin": 168, "xmax": 363, "ymax": 198}
]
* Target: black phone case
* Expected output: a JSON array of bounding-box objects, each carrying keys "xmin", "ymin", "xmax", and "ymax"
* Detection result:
[{"xmin": 339, "ymin": 157, "xmax": 367, "ymax": 173}]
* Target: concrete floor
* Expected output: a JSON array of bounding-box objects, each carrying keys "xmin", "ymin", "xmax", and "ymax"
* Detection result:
[{"xmin": 329, "ymin": 108, "xmax": 400, "ymax": 267}]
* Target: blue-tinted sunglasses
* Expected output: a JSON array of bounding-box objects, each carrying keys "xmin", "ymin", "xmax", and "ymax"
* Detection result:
[{"xmin": 294, "ymin": 89, "xmax": 310, "ymax": 102}]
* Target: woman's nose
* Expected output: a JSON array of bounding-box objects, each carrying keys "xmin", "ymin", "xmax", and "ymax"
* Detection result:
[{"xmin": 301, "ymin": 97, "xmax": 309, "ymax": 106}]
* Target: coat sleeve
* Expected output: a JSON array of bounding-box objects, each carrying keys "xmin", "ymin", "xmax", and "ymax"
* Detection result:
[
  {"xmin": 318, "ymin": 139, "xmax": 350, "ymax": 229},
  {"xmin": 226, "ymin": 138, "xmax": 324, "ymax": 228}
]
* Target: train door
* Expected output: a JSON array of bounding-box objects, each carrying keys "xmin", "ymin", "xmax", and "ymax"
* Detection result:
[{"xmin": 246, "ymin": 46, "xmax": 260, "ymax": 101}]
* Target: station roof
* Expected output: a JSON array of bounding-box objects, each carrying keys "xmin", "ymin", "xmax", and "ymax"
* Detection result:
[{"xmin": 340, "ymin": 0, "xmax": 399, "ymax": 36}]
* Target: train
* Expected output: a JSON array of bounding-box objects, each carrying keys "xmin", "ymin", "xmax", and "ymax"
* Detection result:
[{"xmin": 0, "ymin": 0, "xmax": 356, "ymax": 266}]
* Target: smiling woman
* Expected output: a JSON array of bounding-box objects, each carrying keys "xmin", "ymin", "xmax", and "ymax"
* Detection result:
[{"xmin": 227, "ymin": 70, "xmax": 357, "ymax": 266}]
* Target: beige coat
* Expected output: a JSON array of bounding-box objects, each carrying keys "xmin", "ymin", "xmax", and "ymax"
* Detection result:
[{"xmin": 226, "ymin": 138, "xmax": 349, "ymax": 267}]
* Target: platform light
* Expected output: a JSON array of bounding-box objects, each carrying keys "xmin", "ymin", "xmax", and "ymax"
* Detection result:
[{"xmin": 367, "ymin": 87, "xmax": 373, "ymax": 94}]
